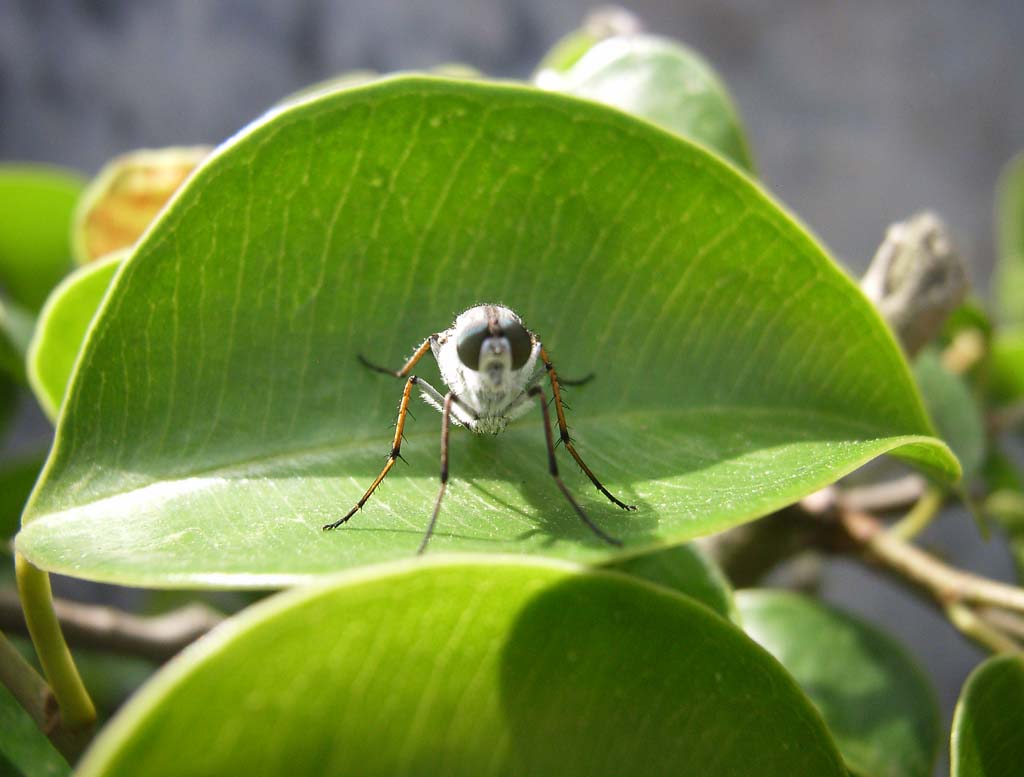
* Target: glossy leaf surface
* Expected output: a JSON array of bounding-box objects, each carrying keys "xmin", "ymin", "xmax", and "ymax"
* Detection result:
[
  {"xmin": 17, "ymin": 78, "xmax": 956, "ymax": 587},
  {"xmin": 737, "ymin": 590, "xmax": 940, "ymax": 777},
  {"xmin": 951, "ymin": 653, "xmax": 1024, "ymax": 776},
  {"xmin": 78, "ymin": 558, "xmax": 846, "ymax": 777}
]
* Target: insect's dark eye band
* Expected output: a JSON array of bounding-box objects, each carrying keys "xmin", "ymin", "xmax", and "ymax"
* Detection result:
[
  {"xmin": 501, "ymin": 319, "xmax": 532, "ymax": 369},
  {"xmin": 456, "ymin": 324, "xmax": 489, "ymax": 370}
]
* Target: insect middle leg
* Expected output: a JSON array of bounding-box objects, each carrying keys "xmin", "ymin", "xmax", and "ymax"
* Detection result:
[
  {"xmin": 529, "ymin": 386, "xmax": 622, "ymax": 546},
  {"xmin": 418, "ymin": 391, "xmax": 457, "ymax": 554},
  {"xmin": 323, "ymin": 374, "xmax": 424, "ymax": 531}
]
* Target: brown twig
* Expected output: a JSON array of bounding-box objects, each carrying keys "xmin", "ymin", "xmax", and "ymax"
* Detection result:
[
  {"xmin": 837, "ymin": 508, "xmax": 1024, "ymax": 651},
  {"xmin": 834, "ymin": 475, "xmax": 927, "ymax": 514},
  {"xmin": 838, "ymin": 509, "xmax": 1024, "ymax": 612},
  {"xmin": 0, "ymin": 589, "xmax": 223, "ymax": 664}
]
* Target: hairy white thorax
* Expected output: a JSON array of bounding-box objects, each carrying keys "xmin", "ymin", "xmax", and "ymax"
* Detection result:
[{"xmin": 427, "ymin": 304, "xmax": 543, "ymax": 434}]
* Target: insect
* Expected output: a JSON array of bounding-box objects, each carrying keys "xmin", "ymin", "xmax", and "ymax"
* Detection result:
[{"xmin": 323, "ymin": 304, "xmax": 636, "ymax": 553}]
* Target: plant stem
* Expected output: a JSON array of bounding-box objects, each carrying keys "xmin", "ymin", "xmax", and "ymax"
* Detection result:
[
  {"xmin": 944, "ymin": 602, "xmax": 1022, "ymax": 653},
  {"xmin": 15, "ymin": 554, "xmax": 95, "ymax": 732},
  {"xmin": 835, "ymin": 475, "xmax": 927, "ymax": 514},
  {"xmin": 976, "ymin": 606, "xmax": 1024, "ymax": 641},
  {"xmin": 888, "ymin": 486, "xmax": 945, "ymax": 540}
]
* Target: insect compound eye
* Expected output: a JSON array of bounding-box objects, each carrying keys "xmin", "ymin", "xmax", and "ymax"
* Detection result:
[
  {"xmin": 500, "ymin": 317, "xmax": 533, "ymax": 370},
  {"xmin": 455, "ymin": 323, "xmax": 489, "ymax": 370}
]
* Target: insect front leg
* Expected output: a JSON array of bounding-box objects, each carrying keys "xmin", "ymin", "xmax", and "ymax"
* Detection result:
[
  {"xmin": 358, "ymin": 336, "xmax": 434, "ymax": 377},
  {"xmin": 539, "ymin": 346, "xmax": 636, "ymax": 512},
  {"xmin": 529, "ymin": 386, "xmax": 622, "ymax": 546},
  {"xmin": 324, "ymin": 374, "xmax": 432, "ymax": 531}
]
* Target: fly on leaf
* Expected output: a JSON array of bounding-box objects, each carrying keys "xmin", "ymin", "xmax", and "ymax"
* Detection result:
[{"xmin": 323, "ymin": 304, "xmax": 636, "ymax": 553}]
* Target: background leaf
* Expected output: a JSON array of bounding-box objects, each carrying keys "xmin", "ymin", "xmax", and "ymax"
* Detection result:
[
  {"xmin": 0, "ymin": 682, "xmax": 69, "ymax": 777},
  {"xmin": 737, "ymin": 589, "xmax": 940, "ymax": 777},
  {"xmin": 912, "ymin": 348, "xmax": 986, "ymax": 479},
  {"xmin": 0, "ymin": 165, "xmax": 83, "ymax": 311},
  {"xmin": 72, "ymin": 147, "xmax": 209, "ymax": 265},
  {"xmin": 535, "ymin": 33, "xmax": 755, "ymax": 170},
  {"xmin": 603, "ymin": 543, "xmax": 737, "ymax": 621},
  {"xmin": 77, "ymin": 558, "xmax": 846, "ymax": 777},
  {"xmin": 17, "ymin": 78, "xmax": 956, "ymax": 587},
  {"xmin": 951, "ymin": 653, "xmax": 1024, "ymax": 777},
  {"xmin": 27, "ymin": 253, "xmax": 123, "ymax": 421},
  {"xmin": 995, "ymin": 151, "xmax": 1024, "ymax": 325}
]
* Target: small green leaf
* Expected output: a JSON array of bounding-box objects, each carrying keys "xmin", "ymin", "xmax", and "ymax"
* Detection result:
[
  {"xmin": 737, "ymin": 590, "xmax": 940, "ymax": 777},
  {"xmin": 77, "ymin": 558, "xmax": 846, "ymax": 777},
  {"xmin": 0, "ymin": 166, "xmax": 83, "ymax": 311},
  {"xmin": 951, "ymin": 653, "xmax": 1024, "ymax": 776},
  {"xmin": 17, "ymin": 78, "xmax": 956, "ymax": 587},
  {"xmin": 913, "ymin": 348, "xmax": 986, "ymax": 478},
  {"xmin": 988, "ymin": 328, "xmax": 1024, "ymax": 407},
  {"xmin": 535, "ymin": 34, "xmax": 755, "ymax": 170},
  {"xmin": 0, "ymin": 682, "xmax": 70, "ymax": 777},
  {"xmin": 942, "ymin": 299, "xmax": 993, "ymax": 344},
  {"xmin": 981, "ymin": 447, "xmax": 1023, "ymax": 494},
  {"xmin": 27, "ymin": 252, "xmax": 122, "ymax": 421},
  {"xmin": 995, "ymin": 151, "xmax": 1024, "ymax": 325},
  {"xmin": 603, "ymin": 543, "xmax": 737, "ymax": 621}
]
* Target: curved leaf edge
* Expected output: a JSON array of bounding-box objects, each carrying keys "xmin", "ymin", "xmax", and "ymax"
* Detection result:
[
  {"xmin": 75, "ymin": 554, "xmax": 844, "ymax": 775},
  {"xmin": 546, "ymin": 34, "xmax": 758, "ymax": 172},
  {"xmin": 17, "ymin": 431, "xmax": 955, "ymax": 589},
  {"xmin": 26, "ymin": 252, "xmax": 126, "ymax": 421}
]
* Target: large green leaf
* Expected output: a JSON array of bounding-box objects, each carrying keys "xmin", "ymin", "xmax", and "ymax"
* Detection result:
[
  {"xmin": 77, "ymin": 558, "xmax": 846, "ymax": 776},
  {"xmin": 951, "ymin": 653, "xmax": 1024, "ymax": 776},
  {"xmin": 0, "ymin": 681, "xmax": 69, "ymax": 777},
  {"xmin": 737, "ymin": 590, "xmax": 940, "ymax": 777},
  {"xmin": 0, "ymin": 166, "xmax": 83, "ymax": 311},
  {"xmin": 913, "ymin": 348, "xmax": 985, "ymax": 479},
  {"xmin": 27, "ymin": 252, "xmax": 123, "ymax": 421},
  {"xmin": 535, "ymin": 33, "xmax": 755, "ymax": 170},
  {"xmin": 16, "ymin": 77, "xmax": 956, "ymax": 587},
  {"xmin": 995, "ymin": 151, "xmax": 1024, "ymax": 325}
]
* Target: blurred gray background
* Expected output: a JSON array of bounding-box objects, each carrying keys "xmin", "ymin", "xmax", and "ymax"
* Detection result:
[{"xmin": 2, "ymin": 0, "xmax": 1023, "ymax": 770}]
